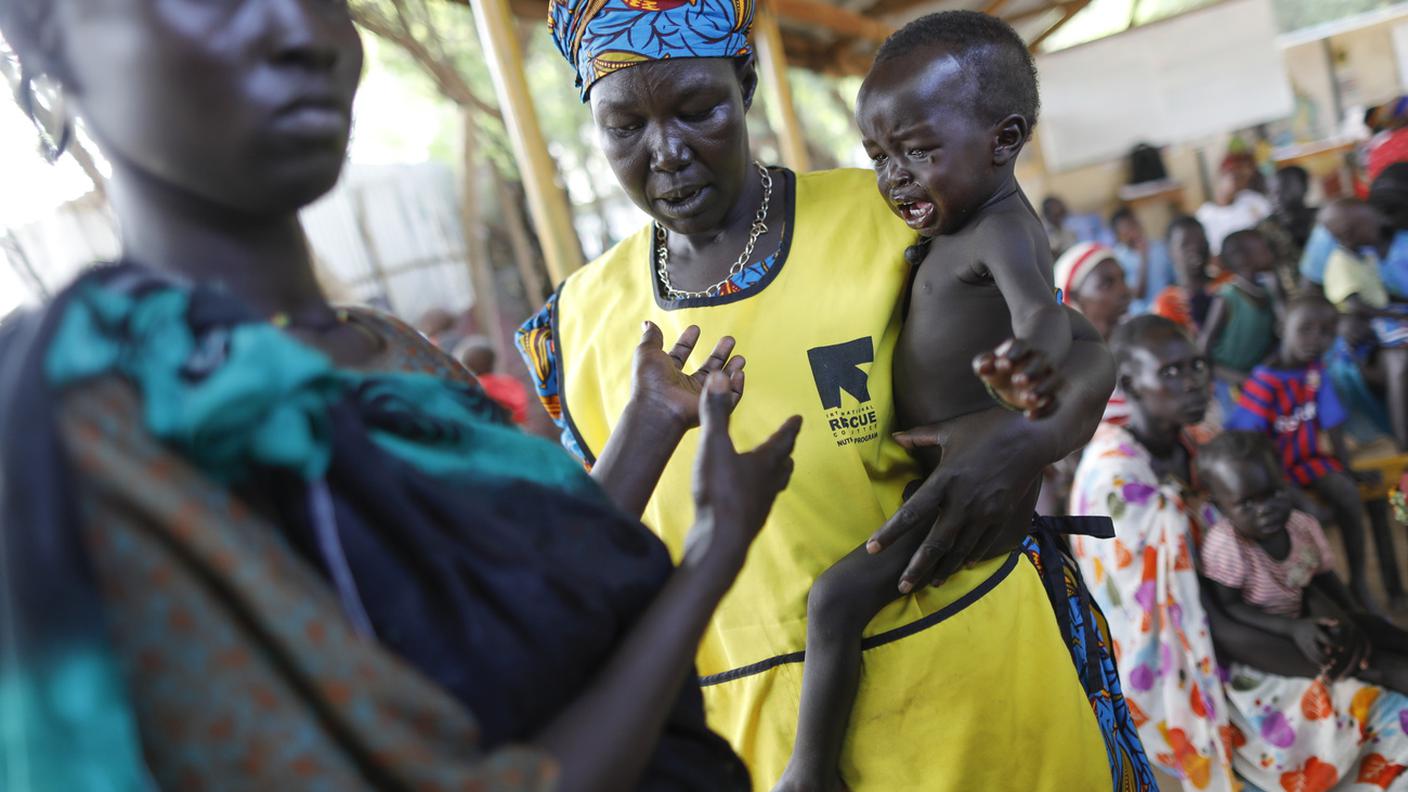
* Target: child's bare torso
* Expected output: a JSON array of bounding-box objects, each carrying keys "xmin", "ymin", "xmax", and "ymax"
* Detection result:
[{"xmin": 894, "ymin": 190, "xmax": 1055, "ymax": 432}]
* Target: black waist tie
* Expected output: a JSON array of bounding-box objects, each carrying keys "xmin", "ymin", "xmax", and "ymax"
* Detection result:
[{"xmin": 1029, "ymin": 514, "xmax": 1113, "ymax": 692}]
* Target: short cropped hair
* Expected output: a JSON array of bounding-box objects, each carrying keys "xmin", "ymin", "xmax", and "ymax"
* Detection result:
[
  {"xmin": 1284, "ymin": 292, "xmax": 1335, "ymax": 319},
  {"xmin": 1196, "ymin": 431, "xmax": 1280, "ymax": 485},
  {"xmin": 1166, "ymin": 214, "xmax": 1205, "ymax": 242},
  {"xmin": 1108, "ymin": 314, "xmax": 1189, "ymax": 374},
  {"xmin": 1371, "ymin": 163, "xmax": 1408, "ymax": 223},
  {"xmin": 1371, "ymin": 162, "xmax": 1408, "ymax": 202},
  {"xmin": 876, "ymin": 11, "xmax": 1040, "ymax": 129},
  {"xmin": 1110, "ymin": 206, "xmax": 1136, "ymax": 229},
  {"xmin": 1220, "ymin": 229, "xmax": 1266, "ymax": 274},
  {"xmin": 1276, "ymin": 165, "xmax": 1309, "ymax": 189}
]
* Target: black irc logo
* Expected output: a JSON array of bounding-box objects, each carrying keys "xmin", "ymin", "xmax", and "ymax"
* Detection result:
[{"xmin": 808, "ymin": 338, "xmax": 879, "ymax": 448}]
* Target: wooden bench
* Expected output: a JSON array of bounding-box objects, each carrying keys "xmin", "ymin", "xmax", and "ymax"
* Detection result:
[{"xmin": 1350, "ymin": 452, "xmax": 1408, "ymax": 601}]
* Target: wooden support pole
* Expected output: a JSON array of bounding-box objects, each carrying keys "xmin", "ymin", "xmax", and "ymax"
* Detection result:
[
  {"xmin": 493, "ymin": 167, "xmax": 550, "ymax": 304},
  {"xmin": 771, "ymin": 0, "xmax": 892, "ymax": 44},
  {"xmin": 471, "ymin": 0, "xmax": 584, "ymax": 284},
  {"xmin": 1028, "ymin": 0, "xmax": 1091, "ymax": 52},
  {"xmin": 754, "ymin": 2, "xmax": 812, "ymax": 173},
  {"xmin": 1006, "ymin": 0, "xmax": 1084, "ymax": 26},
  {"xmin": 459, "ymin": 107, "xmax": 506, "ymax": 352}
]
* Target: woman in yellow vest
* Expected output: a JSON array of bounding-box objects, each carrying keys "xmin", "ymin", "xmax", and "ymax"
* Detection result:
[{"xmin": 519, "ymin": 2, "xmax": 1126, "ymax": 788}]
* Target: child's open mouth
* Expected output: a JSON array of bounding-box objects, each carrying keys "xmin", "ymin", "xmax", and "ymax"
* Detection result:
[{"xmin": 896, "ymin": 200, "xmax": 936, "ymax": 230}]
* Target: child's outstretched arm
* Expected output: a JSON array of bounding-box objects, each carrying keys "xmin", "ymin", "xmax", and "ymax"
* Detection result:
[
  {"xmin": 1204, "ymin": 577, "xmax": 1355, "ymax": 676},
  {"xmin": 979, "ymin": 223, "xmax": 1073, "ymax": 368},
  {"xmin": 1309, "ymin": 571, "xmax": 1361, "ymax": 614},
  {"xmin": 1315, "ymin": 572, "xmax": 1408, "ymax": 656}
]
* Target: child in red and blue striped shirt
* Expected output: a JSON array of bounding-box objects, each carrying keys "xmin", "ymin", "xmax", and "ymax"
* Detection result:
[{"xmin": 1226, "ymin": 295, "xmax": 1377, "ymax": 606}]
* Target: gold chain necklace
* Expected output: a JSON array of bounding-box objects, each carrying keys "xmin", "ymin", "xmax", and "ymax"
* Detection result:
[{"xmin": 654, "ymin": 162, "xmax": 772, "ymax": 300}]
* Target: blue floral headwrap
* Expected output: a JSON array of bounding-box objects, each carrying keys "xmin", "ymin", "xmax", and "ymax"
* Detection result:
[{"xmin": 550, "ymin": 0, "xmax": 756, "ymax": 101}]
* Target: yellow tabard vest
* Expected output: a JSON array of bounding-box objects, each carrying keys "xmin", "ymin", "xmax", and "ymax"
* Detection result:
[{"xmin": 555, "ymin": 169, "xmax": 1107, "ymax": 790}]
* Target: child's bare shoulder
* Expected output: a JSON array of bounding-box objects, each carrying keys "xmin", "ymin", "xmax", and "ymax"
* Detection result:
[
  {"xmin": 921, "ymin": 196, "xmax": 1048, "ymax": 281},
  {"xmin": 971, "ymin": 197, "xmax": 1049, "ymax": 270}
]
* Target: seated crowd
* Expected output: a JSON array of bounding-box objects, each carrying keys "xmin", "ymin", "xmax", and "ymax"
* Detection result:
[{"xmin": 1045, "ymin": 160, "xmax": 1408, "ymax": 789}]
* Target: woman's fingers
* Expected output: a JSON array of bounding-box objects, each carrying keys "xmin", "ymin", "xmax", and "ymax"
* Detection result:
[
  {"xmin": 723, "ymin": 355, "xmax": 746, "ymax": 405},
  {"xmin": 967, "ymin": 479, "xmax": 1039, "ymax": 563},
  {"xmin": 751, "ymin": 415, "xmax": 803, "ymax": 468},
  {"xmin": 869, "ymin": 471, "xmax": 947, "ymax": 555},
  {"xmin": 925, "ymin": 508, "xmax": 986, "ymax": 587},
  {"xmin": 698, "ymin": 371, "xmax": 736, "ymax": 454},
  {"xmin": 695, "ymin": 335, "xmax": 737, "ymax": 375},
  {"xmin": 640, "ymin": 320, "xmax": 666, "ymax": 350},
  {"xmin": 898, "ymin": 522, "xmax": 959, "ymax": 593},
  {"xmin": 667, "ymin": 325, "xmax": 703, "ymax": 368},
  {"xmin": 891, "ymin": 426, "xmax": 944, "ymax": 452}
]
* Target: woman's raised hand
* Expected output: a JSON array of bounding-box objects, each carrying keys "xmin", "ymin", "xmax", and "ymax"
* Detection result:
[
  {"xmin": 685, "ymin": 373, "xmax": 802, "ymax": 571},
  {"xmin": 633, "ymin": 322, "xmax": 745, "ymax": 429}
]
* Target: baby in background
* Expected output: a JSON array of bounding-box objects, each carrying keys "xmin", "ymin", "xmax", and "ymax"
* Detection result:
[{"xmin": 1198, "ymin": 431, "xmax": 1408, "ymax": 693}]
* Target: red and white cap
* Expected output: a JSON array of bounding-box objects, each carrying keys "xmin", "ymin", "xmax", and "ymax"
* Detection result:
[{"xmin": 1054, "ymin": 241, "xmax": 1116, "ymax": 300}]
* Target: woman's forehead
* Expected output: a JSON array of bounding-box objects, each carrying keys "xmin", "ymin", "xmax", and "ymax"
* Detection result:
[
  {"xmin": 1091, "ymin": 258, "xmax": 1122, "ymax": 278},
  {"xmin": 589, "ymin": 57, "xmax": 738, "ymax": 110},
  {"xmin": 1131, "ymin": 331, "xmax": 1195, "ymax": 368}
]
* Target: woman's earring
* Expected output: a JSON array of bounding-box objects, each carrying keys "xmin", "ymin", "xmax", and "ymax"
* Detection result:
[{"xmin": 18, "ymin": 69, "xmax": 71, "ymax": 164}]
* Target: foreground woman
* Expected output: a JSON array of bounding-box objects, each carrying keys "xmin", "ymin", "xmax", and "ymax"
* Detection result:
[
  {"xmin": 1071, "ymin": 315, "xmax": 1408, "ymax": 791},
  {"xmin": 522, "ymin": 3, "xmax": 1134, "ymax": 790},
  {"xmin": 0, "ymin": 1, "xmax": 800, "ymax": 789}
]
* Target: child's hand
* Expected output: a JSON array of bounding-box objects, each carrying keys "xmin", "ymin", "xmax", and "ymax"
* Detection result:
[
  {"xmin": 1292, "ymin": 618, "xmax": 1342, "ymax": 670},
  {"xmin": 1297, "ymin": 618, "xmax": 1370, "ymax": 678},
  {"xmin": 973, "ymin": 339, "xmax": 1062, "ymax": 419},
  {"xmin": 631, "ymin": 322, "xmax": 745, "ymax": 430}
]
